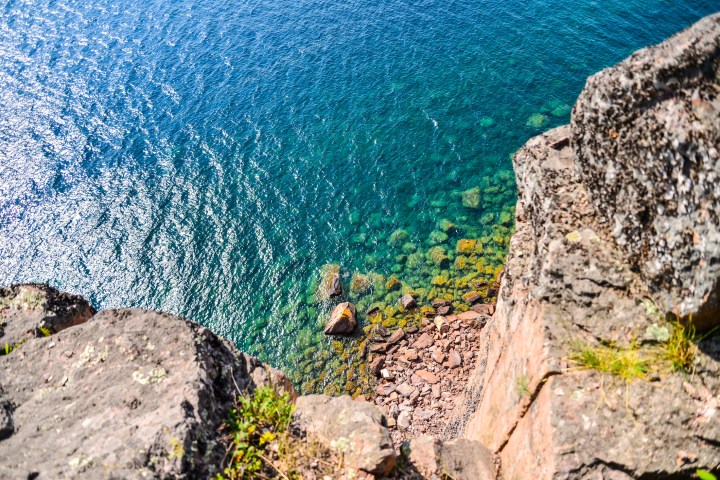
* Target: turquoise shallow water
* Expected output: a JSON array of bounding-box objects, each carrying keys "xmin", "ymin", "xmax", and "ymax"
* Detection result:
[{"xmin": 0, "ymin": 0, "xmax": 717, "ymax": 391}]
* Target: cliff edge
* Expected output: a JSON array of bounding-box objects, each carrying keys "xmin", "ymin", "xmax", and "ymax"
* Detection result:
[{"xmin": 449, "ymin": 12, "xmax": 720, "ymax": 479}]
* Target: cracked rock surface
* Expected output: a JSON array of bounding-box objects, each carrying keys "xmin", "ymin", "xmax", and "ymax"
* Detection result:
[
  {"xmin": 572, "ymin": 13, "xmax": 720, "ymax": 326},
  {"xmin": 450, "ymin": 124, "xmax": 720, "ymax": 477},
  {"xmin": 0, "ymin": 297, "xmax": 293, "ymax": 479}
]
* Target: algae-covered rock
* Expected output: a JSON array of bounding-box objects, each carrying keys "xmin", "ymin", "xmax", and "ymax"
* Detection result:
[
  {"xmin": 385, "ymin": 276, "xmax": 401, "ymax": 292},
  {"xmin": 388, "ymin": 229, "xmax": 410, "ymax": 247},
  {"xmin": 456, "ymin": 239, "xmax": 477, "ymax": 255},
  {"xmin": 429, "ymin": 230, "xmax": 449, "ymax": 245},
  {"xmin": 315, "ymin": 264, "xmax": 342, "ymax": 302},
  {"xmin": 401, "ymin": 242, "xmax": 418, "ymax": 253},
  {"xmin": 350, "ymin": 273, "xmax": 372, "ymax": 294},
  {"xmin": 525, "ymin": 112, "xmax": 548, "ymax": 128},
  {"xmin": 438, "ymin": 219, "xmax": 456, "ymax": 232},
  {"xmin": 406, "ymin": 252, "xmax": 425, "ymax": 269},
  {"xmin": 427, "ymin": 246, "xmax": 450, "ymax": 267},
  {"xmin": 461, "ymin": 187, "xmax": 481, "ymax": 209}
]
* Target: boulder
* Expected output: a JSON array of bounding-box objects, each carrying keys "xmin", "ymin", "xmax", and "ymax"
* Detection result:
[
  {"xmin": 293, "ymin": 394, "xmax": 396, "ymax": 476},
  {"xmin": 403, "ymin": 436, "xmax": 495, "ymax": 480},
  {"xmin": 315, "ymin": 264, "xmax": 342, "ymax": 302},
  {"xmin": 572, "ymin": 13, "xmax": 720, "ymax": 327},
  {"xmin": 399, "ymin": 293, "xmax": 417, "ymax": 309},
  {"xmin": 324, "ymin": 302, "xmax": 357, "ymax": 335},
  {"xmin": 0, "ymin": 284, "xmax": 95, "ymax": 347},
  {"xmin": 0, "ymin": 307, "xmax": 293, "ymax": 479}
]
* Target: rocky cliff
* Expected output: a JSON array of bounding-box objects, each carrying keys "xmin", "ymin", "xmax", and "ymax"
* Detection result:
[
  {"xmin": 1, "ymin": 12, "xmax": 719, "ymax": 480},
  {"xmin": 449, "ymin": 12, "xmax": 720, "ymax": 479}
]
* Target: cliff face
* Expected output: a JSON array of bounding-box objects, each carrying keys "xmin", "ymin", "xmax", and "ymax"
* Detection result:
[
  {"xmin": 572, "ymin": 13, "xmax": 720, "ymax": 327},
  {"xmin": 0, "ymin": 285, "xmax": 294, "ymax": 479},
  {"xmin": 451, "ymin": 13, "xmax": 720, "ymax": 479}
]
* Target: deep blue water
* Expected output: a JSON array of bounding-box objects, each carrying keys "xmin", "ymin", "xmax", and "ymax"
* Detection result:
[{"xmin": 0, "ymin": 0, "xmax": 717, "ymax": 390}]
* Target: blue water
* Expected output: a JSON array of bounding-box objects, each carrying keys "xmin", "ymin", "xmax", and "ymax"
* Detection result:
[{"xmin": 0, "ymin": 0, "xmax": 717, "ymax": 392}]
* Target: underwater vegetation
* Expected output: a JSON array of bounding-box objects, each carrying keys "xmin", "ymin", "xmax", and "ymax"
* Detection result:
[{"xmin": 247, "ymin": 167, "xmax": 516, "ymax": 397}]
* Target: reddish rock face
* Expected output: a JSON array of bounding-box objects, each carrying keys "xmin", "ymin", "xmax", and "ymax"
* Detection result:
[{"xmin": 452, "ymin": 80, "xmax": 720, "ymax": 479}]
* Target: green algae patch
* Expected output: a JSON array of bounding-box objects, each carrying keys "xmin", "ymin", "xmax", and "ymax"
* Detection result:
[
  {"xmin": 461, "ymin": 187, "xmax": 481, "ymax": 209},
  {"xmin": 388, "ymin": 229, "xmax": 409, "ymax": 247},
  {"xmin": 526, "ymin": 113, "xmax": 548, "ymax": 128}
]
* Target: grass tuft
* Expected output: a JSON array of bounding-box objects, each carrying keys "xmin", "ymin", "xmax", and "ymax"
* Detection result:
[{"xmin": 569, "ymin": 340, "xmax": 649, "ymax": 382}]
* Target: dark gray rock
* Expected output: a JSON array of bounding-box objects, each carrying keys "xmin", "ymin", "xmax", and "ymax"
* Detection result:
[
  {"xmin": 293, "ymin": 394, "xmax": 396, "ymax": 476},
  {"xmin": 572, "ymin": 13, "xmax": 720, "ymax": 327},
  {"xmin": 0, "ymin": 284, "xmax": 95, "ymax": 348},
  {"xmin": 324, "ymin": 301, "xmax": 357, "ymax": 335},
  {"xmin": 0, "ymin": 307, "xmax": 293, "ymax": 479}
]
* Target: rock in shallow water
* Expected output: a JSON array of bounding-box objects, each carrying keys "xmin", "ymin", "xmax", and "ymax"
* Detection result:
[{"xmin": 324, "ymin": 301, "xmax": 357, "ymax": 335}]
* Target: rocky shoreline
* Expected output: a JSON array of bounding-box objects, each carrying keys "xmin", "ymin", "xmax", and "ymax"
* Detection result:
[
  {"xmin": 365, "ymin": 309, "xmax": 491, "ymax": 447},
  {"xmin": 2, "ymin": 12, "xmax": 720, "ymax": 480}
]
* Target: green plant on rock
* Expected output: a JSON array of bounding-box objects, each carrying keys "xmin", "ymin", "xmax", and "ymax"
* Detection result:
[
  {"xmin": 569, "ymin": 340, "xmax": 649, "ymax": 382},
  {"xmin": 661, "ymin": 318, "xmax": 718, "ymax": 374},
  {"xmin": 514, "ymin": 375, "xmax": 530, "ymax": 398},
  {"xmin": 697, "ymin": 470, "xmax": 717, "ymax": 480}
]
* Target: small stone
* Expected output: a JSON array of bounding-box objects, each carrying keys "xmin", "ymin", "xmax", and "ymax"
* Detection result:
[
  {"xmin": 448, "ymin": 350, "xmax": 462, "ymax": 368},
  {"xmin": 412, "ymin": 333, "xmax": 434, "ymax": 349},
  {"xmin": 415, "ymin": 370, "xmax": 439, "ymax": 385},
  {"xmin": 404, "ymin": 349, "xmax": 419, "ymax": 362},
  {"xmin": 387, "ymin": 417, "xmax": 397, "ymax": 428},
  {"xmin": 397, "ymin": 411, "xmax": 411, "ymax": 430},
  {"xmin": 431, "ymin": 351, "xmax": 445, "ymax": 364},
  {"xmin": 370, "ymin": 357, "xmax": 385, "ymax": 375},
  {"xmin": 396, "ymin": 383, "xmax": 415, "ymax": 397},
  {"xmin": 436, "ymin": 305, "xmax": 452, "ymax": 316},
  {"xmin": 472, "ymin": 303, "xmax": 495, "ymax": 316},
  {"xmin": 380, "ymin": 369, "xmax": 395, "ymax": 380},
  {"xmin": 433, "ymin": 316, "xmax": 449, "ymax": 334},
  {"xmin": 463, "ymin": 292, "xmax": 483, "ymax": 304},
  {"xmin": 388, "ymin": 328, "xmax": 405, "ymax": 344},
  {"xmin": 370, "ymin": 343, "xmax": 388, "ymax": 354}
]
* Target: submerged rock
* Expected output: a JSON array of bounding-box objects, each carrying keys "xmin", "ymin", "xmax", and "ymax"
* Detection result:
[
  {"xmin": 461, "ymin": 187, "xmax": 481, "ymax": 209},
  {"xmin": 324, "ymin": 302, "xmax": 357, "ymax": 335},
  {"xmin": 525, "ymin": 112, "xmax": 548, "ymax": 128},
  {"xmin": 315, "ymin": 263, "xmax": 342, "ymax": 302}
]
